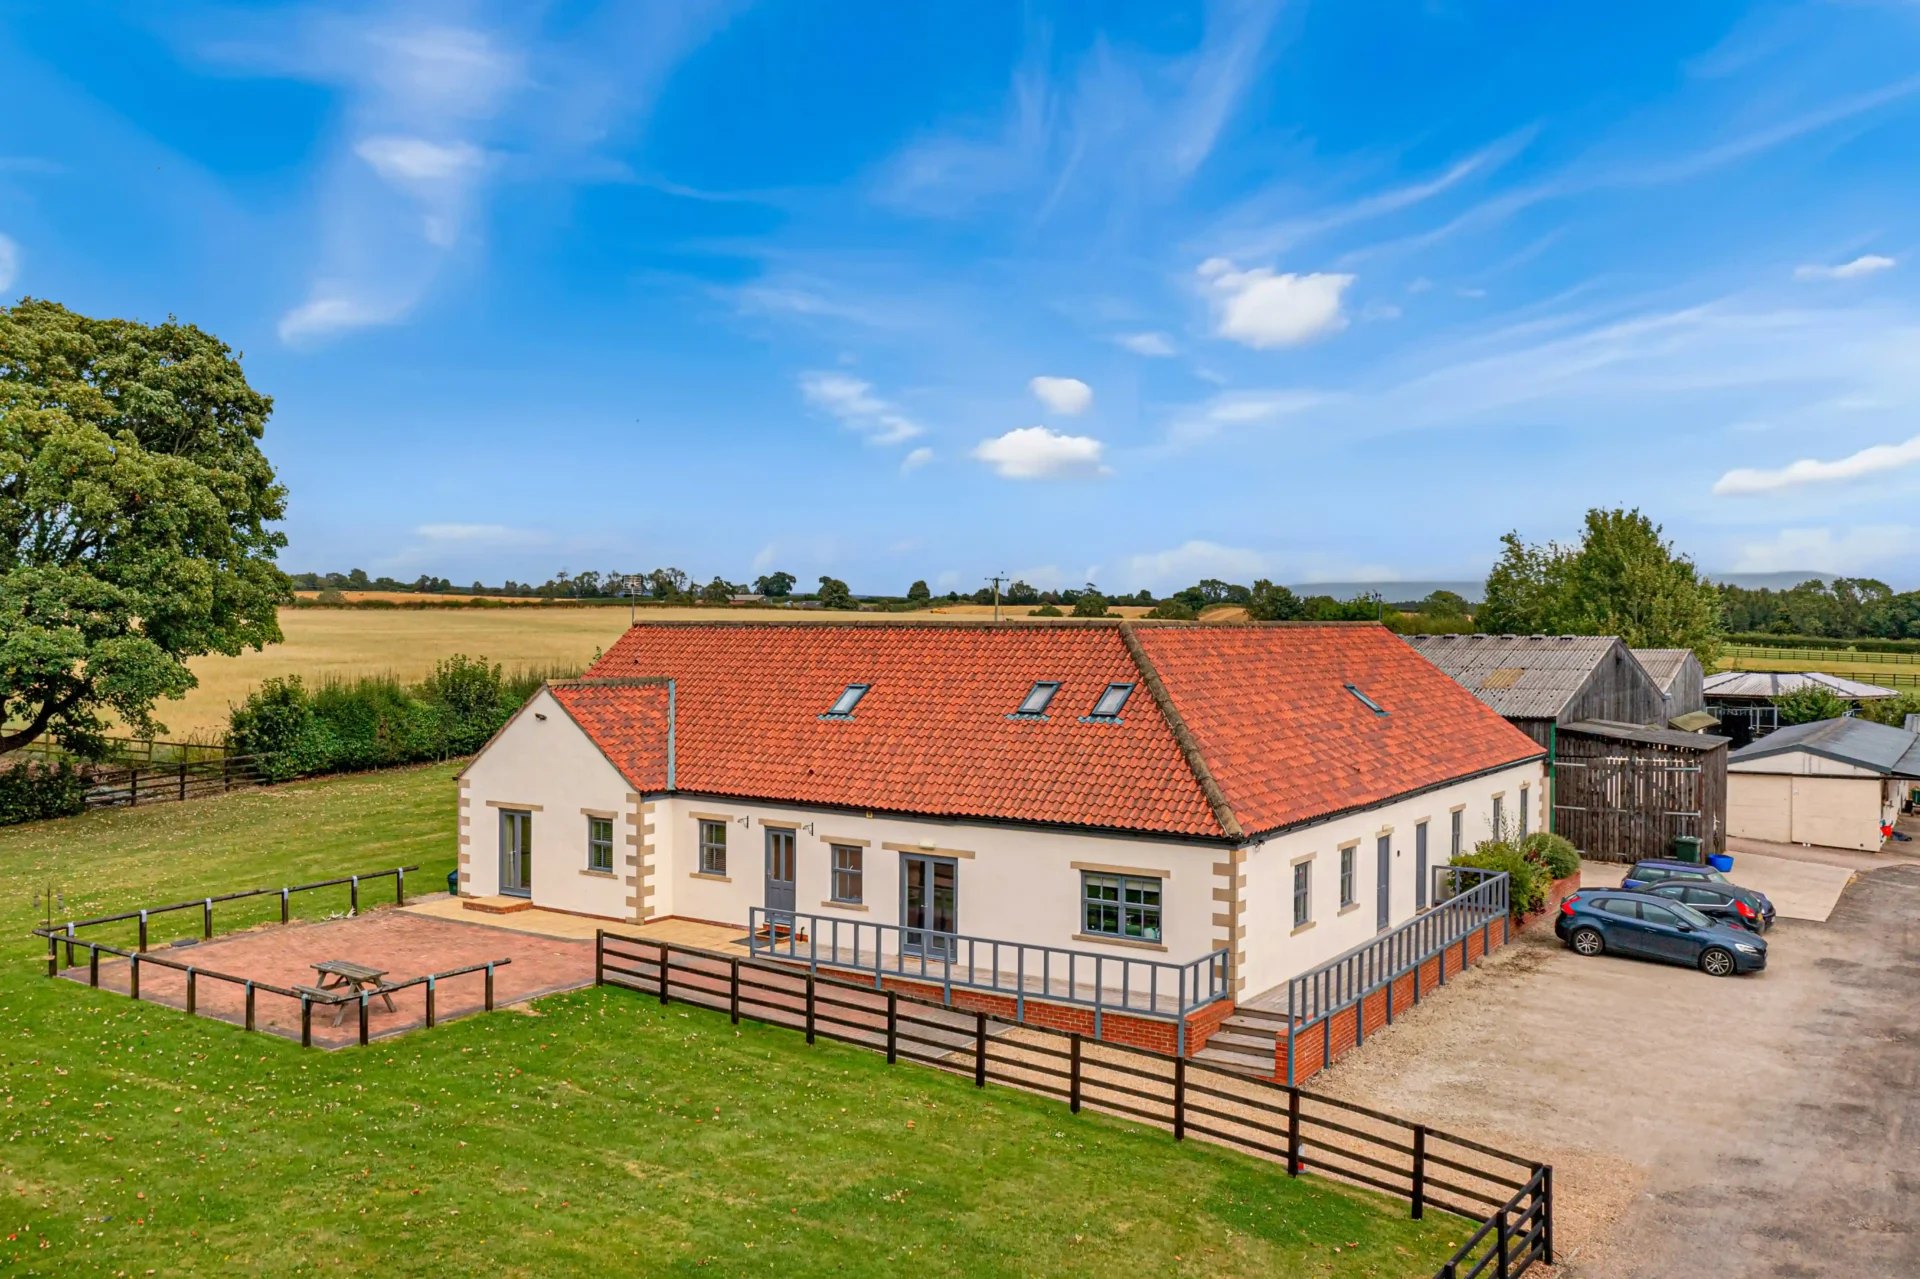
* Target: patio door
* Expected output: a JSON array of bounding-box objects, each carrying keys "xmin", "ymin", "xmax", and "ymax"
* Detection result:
[
  {"xmin": 500, "ymin": 809, "xmax": 532, "ymax": 898},
  {"xmin": 901, "ymin": 854, "xmax": 958, "ymax": 959},
  {"xmin": 764, "ymin": 827, "xmax": 797, "ymax": 921}
]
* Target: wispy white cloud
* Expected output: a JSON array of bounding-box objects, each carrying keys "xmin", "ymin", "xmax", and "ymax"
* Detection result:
[
  {"xmin": 1794, "ymin": 255, "xmax": 1895, "ymax": 281},
  {"xmin": 973, "ymin": 426, "xmax": 1110, "ymax": 479},
  {"xmin": 1714, "ymin": 433, "xmax": 1920, "ymax": 495},
  {"xmin": 0, "ymin": 233, "xmax": 18, "ymax": 293},
  {"xmin": 875, "ymin": 0, "xmax": 1282, "ymax": 218},
  {"xmin": 1198, "ymin": 258, "xmax": 1353, "ymax": 348},
  {"xmin": 1165, "ymin": 388, "xmax": 1337, "ymax": 448},
  {"xmin": 1122, "ymin": 540, "xmax": 1267, "ymax": 588},
  {"xmin": 800, "ymin": 372, "xmax": 925, "ymax": 445},
  {"xmin": 414, "ymin": 522, "xmax": 547, "ymax": 545},
  {"xmin": 220, "ymin": 6, "xmax": 733, "ymax": 347},
  {"xmin": 901, "ymin": 446, "xmax": 934, "ymax": 473},
  {"xmin": 1029, "ymin": 375, "xmax": 1092, "ymax": 415},
  {"xmin": 1114, "ymin": 331, "xmax": 1176, "ymax": 357},
  {"xmin": 1732, "ymin": 525, "xmax": 1915, "ymax": 574},
  {"xmin": 278, "ymin": 292, "xmax": 409, "ymax": 343}
]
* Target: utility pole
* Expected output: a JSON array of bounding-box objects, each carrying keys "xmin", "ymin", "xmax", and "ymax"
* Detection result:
[{"xmin": 986, "ymin": 574, "xmax": 1008, "ymax": 623}]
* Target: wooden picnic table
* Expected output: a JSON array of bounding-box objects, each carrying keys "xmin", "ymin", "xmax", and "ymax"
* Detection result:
[{"xmin": 300, "ymin": 960, "xmax": 397, "ymax": 1028}]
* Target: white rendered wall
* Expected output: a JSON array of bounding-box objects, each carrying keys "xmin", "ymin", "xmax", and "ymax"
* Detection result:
[
  {"xmin": 458, "ymin": 688, "xmax": 637, "ymax": 919},
  {"xmin": 647, "ymin": 795, "xmax": 1221, "ymax": 969},
  {"xmin": 1235, "ymin": 760, "xmax": 1545, "ymax": 1000}
]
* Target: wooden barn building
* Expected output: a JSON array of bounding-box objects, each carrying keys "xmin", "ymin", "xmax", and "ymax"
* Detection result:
[
  {"xmin": 1630, "ymin": 648, "xmax": 1709, "ymax": 727},
  {"xmin": 1405, "ymin": 635, "xmax": 1728, "ymax": 863}
]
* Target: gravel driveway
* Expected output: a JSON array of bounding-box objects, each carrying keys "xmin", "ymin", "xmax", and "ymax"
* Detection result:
[{"xmin": 1305, "ymin": 864, "xmax": 1920, "ymax": 1278}]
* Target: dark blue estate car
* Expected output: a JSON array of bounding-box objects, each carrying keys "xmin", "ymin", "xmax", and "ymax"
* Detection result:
[
  {"xmin": 1555, "ymin": 890, "xmax": 1766, "ymax": 976},
  {"xmin": 1620, "ymin": 859, "xmax": 1776, "ymax": 931}
]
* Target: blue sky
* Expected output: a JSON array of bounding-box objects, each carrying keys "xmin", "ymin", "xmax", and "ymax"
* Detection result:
[{"xmin": 6, "ymin": 1, "xmax": 1920, "ymax": 594}]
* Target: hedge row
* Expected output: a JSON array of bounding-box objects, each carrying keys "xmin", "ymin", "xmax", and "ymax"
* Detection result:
[{"xmin": 226, "ymin": 656, "xmax": 574, "ymax": 783}]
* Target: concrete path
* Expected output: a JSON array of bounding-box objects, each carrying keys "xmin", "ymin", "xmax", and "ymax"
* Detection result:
[{"xmin": 1581, "ymin": 848, "xmax": 1863, "ymax": 923}]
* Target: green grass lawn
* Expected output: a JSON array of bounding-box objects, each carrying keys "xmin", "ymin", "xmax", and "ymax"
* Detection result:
[{"xmin": 0, "ymin": 765, "xmax": 1465, "ymax": 1276}]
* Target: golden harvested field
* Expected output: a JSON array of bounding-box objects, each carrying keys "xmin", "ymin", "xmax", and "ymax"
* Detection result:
[{"xmin": 164, "ymin": 603, "xmax": 1131, "ymax": 738}]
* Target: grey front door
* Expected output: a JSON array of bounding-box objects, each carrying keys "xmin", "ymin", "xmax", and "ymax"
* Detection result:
[
  {"xmin": 1415, "ymin": 821, "xmax": 1429, "ymax": 910},
  {"xmin": 764, "ymin": 827, "xmax": 797, "ymax": 920},
  {"xmin": 901, "ymin": 854, "xmax": 958, "ymax": 959},
  {"xmin": 1376, "ymin": 835, "xmax": 1392, "ymax": 930},
  {"xmin": 500, "ymin": 809, "xmax": 532, "ymax": 897}
]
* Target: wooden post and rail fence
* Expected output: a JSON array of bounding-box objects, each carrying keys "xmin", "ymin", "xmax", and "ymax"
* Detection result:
[{"xmin": 595, "ymin": 930, "xmax": 1554, "ymax": 1279}]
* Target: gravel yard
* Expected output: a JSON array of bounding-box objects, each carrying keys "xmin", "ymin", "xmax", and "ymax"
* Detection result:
[{"xmin": 1303, "ymin": 862, "xmax": 1920, "ymax": 1278}]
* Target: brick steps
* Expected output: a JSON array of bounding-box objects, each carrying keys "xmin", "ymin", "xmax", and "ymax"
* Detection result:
[{"xmin": 1190, "ymin": 1015, "xmax": 1283, "ymax": 1078}]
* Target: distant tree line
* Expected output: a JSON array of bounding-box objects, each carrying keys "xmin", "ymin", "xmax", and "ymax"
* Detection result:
[{"xmin": 1718, "ymin": 577, "xmax": 1920, "ymax": 641}]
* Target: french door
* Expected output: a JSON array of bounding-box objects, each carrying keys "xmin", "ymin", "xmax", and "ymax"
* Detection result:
[
  {"xmin": 901, "ymin": 854, "xmax": 958, "ymax": 959},
  {"xmin": 500, "ymin": 809, "xmax": 532, "ymax": 898}
]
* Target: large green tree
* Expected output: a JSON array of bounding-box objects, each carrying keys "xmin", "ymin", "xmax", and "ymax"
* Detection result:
[
  {"xmin": 1479, "ymin": 508, "xmax": 1723, "ymax": 666},
  {"xmin": 0, "ymin": 299, "xmax": 288, "ymax": 753}
]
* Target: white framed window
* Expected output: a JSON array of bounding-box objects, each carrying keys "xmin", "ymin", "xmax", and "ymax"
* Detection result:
[
  {"xmin": 1292, "ymin": 861, "xmax": 1312, "ymax": 928},
  {"xmin": 587, "ymin": 817, "xmax": 614, "ymax": 872},
  {"xmin": 831, "ymin": 844, "xmax": 864, "ymax": 903},
  {"xmin": 1492, "ymin": 794, "xmax": 1504, "ymax": 835},
  {"xmin": 1451, "ymin": 809, "xmax": 1463, "ymax": 857},
  {"xmin": 1339, "ymin": 846, "xmax": 1356, "ymax": 908},
  {"xmin": 699, "ymin": 820, "xmax": 727, "ymax": 875}
]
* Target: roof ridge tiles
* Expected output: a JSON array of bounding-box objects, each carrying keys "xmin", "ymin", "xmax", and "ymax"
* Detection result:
[{"xmin": 1117, "ymin": 622, "xmax": 1243, "ymax": 840}]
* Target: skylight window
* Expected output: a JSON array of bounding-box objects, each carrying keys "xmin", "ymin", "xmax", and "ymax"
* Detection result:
[
  {"xmin": 1345, "ymin": 683, "xmax": 1388, "ymax": 716},
  {"xmin": 1090, "ymin": 682, "xmax": 1134, "ymax": 718},
  {"xmin": 825, "ymin": 683, "xmax": 870, "ymax": 717},
  {"xmin": 1016, "ymin": 681, "xmax": 1061, "ymax": 716}
]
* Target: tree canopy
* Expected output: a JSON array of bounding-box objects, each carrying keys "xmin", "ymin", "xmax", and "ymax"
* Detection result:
[
  {"xmin": 1479, "ymin": 508, "xmax": 1722, "ymax": 665},
  {"xmin": 1, "ymin": 299, "xmax": 289, "ymax": 753}
]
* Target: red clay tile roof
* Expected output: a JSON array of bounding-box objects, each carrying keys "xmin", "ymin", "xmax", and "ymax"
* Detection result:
[
  {"xmin": 1133, "ymin": 625, "xmax": 1544, "ymax": 835},
  {"xmin": 546, "ymin": 679, "xmax": 673, "ymax": 792},
  {"xmin": 548, "ymin": 622, "xmax": 1542, "ymax": 841}
]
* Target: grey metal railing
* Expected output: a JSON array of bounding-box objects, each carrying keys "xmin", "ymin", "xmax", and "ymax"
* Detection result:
[
  {"xmin": 747, "ymin": 907, "xmax": 1230, "ymax": 1054},
  {"xmin": 1261, "ymin": 867, "xmax": 1509, "ymax": 1084}
]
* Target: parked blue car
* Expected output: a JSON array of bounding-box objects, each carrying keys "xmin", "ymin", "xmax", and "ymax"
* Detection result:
[
  {"xmin": 1555, "ymin": 890, "xmax": 1766, "ymax": 976},
  {"xmin": 1621, "ymin": 858, "xmax": 1775, "ymax": 930}
]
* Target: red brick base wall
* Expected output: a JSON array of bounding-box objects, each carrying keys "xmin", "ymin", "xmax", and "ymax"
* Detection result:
[
  {"xmin": 813, "ymin": 969, "xmax": 1233, "ymax": 1057},
  {"xmin": 1272, "ymin": 914, "xmax": 1512, "ymax": 1086},
  {"xmin": 1518, "ymin": 872, "xmax": 1582, "ymax": 932}
]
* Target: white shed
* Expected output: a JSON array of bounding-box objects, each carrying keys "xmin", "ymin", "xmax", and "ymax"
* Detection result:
[{"xmin": 1726, "ymin": 717, "xmax": 1920, "ymax": 852}]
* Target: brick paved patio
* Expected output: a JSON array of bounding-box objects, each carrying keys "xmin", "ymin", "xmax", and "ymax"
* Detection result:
[{"xmin": 57, "ymin": 907, "xmax": 595, "ymax": 1048}]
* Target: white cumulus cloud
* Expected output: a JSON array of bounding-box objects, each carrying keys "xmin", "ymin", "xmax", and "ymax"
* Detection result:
[
  {"xmin": 973, "ymin": 426, "xmax": 1110, "ymax": 480},
  {"xmin": 1115, "ymin": 331, "xmax": 1176, "ymax": 357},
  {"xmin": 1794, "ymin": 255, "xmax": 1895, "ymax": 281},
  {"xmin": 1028, "ymin": 376, "xmax": 1093, "ymax": 415},
  {"xmin": 1198, "ymin": 258, "xmax": 1353, "ymax": 349},
  {"xmin": 0, "ymin": 233, "xmax": 17, "ymax": 293},
  {"xmin": 799, "ymin": 372, "xmax": 925, "ymax": 445},
  {"xmin": 1713, "ymin": 433, "xmax": 1920, "ymax": 495}
]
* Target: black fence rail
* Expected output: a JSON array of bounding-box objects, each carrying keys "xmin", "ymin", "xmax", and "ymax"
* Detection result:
[
  {"xmin": 3, "ymin": 735, "xmax": 235, "ymax": 767},
  {"xmin": 40, "ymin": 866, "xmax": 417, "ymax": 955},
  {"xmin": 77, "ymin": 754, "xmax": 262, "ymax": 809},
  {"xmin": 595, "ymin": 932, "xmax": 1552, "ymax": 1278},
  {"xmin": 31, "ymin": 929, "xmax": 510, "ymax": 1048}
]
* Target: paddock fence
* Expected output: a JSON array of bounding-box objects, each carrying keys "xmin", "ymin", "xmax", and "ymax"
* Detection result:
[
  {"xmin": 595, "ymin": 931, "xmax": 1553, "ymax": 1279},
  {"xmin": 2, "ymin": 736, "xmax": 260, "ymax": 811}
]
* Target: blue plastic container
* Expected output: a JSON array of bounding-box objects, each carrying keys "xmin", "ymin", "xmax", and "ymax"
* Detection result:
[
  {"xmin": 446, "ymin": 869, "xmax": 459, "ymax": 896},
  {"xmin": 1707, "ymin": 853, "xmax": 1734, "ymax": 873}
]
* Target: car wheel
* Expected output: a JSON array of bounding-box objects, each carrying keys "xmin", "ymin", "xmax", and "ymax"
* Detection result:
[
  {"xmin": 1700, "ymin": 947, "xmax": 1736, "ymax": 977},
  {"xmin": 1570, "ymin": 927, "xmax": 1604, "ymax": 957}
]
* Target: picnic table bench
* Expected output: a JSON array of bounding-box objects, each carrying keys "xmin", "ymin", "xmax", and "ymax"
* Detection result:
[{"xmin": 296, "ymin": 960, "xmax": 397, "ymax": 1027}]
